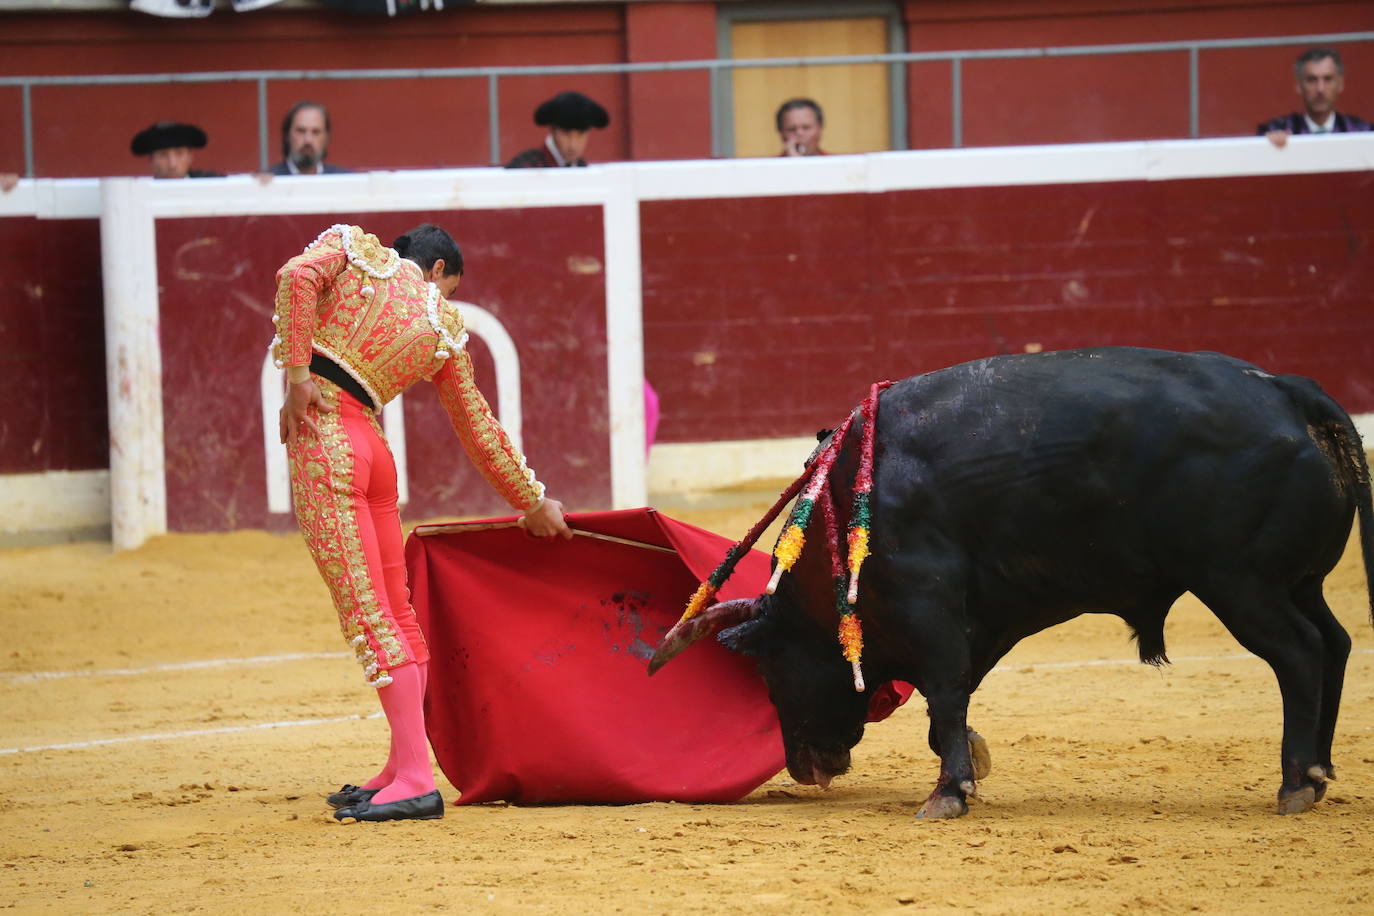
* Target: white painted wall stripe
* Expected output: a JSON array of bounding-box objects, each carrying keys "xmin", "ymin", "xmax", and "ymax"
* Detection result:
[
  {"xmin": 101, "ymin": 178, "xmax": 166, "ymax": 552},
  {"xmin": 459, "ymin": 302, "xmax": 526, "ymax": 455},
  {"xmin": 261, "ymin": 353, "xmax": 291, "ymax": 515}
]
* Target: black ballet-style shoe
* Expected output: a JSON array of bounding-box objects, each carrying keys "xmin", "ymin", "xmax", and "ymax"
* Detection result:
[
  {"xmin": 326, "ymin": 784, "xmax": 380, "ymax": 809},
  {"xmin": 333, "ymin": 789, "xmax": 444, "ymax": 822}
]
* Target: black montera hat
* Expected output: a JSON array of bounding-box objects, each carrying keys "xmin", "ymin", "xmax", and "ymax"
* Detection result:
[
  {"xmin": 533, "ymin": 92, "xmax": 609, "ymax": 131},
  {"xmin": 131, "ymin": 121, "xmax": 208, "ymax": 156}
]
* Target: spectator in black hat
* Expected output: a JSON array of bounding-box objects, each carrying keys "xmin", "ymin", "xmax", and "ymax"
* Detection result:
[
  {"xmin": 131, "ymin": 121, "xmax": 222, "ymax": 179},
  {"xmin": 505, "ymin": 91, "xmax": 610, "ymax": 168}
]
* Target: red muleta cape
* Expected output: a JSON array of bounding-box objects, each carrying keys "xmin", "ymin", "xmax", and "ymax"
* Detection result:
[{"xmin": 405, "ymin": 507, "xmax": 913, "ymax": 804}]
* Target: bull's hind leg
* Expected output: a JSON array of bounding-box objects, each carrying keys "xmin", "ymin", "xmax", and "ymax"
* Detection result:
[
  {"xmin": 1293, "ymin": 580, "xmax": 1352, "ymax": 789},
  {"xmin": 1193, "ymin": 578, "xmax": 1331, "ymax": 814}
]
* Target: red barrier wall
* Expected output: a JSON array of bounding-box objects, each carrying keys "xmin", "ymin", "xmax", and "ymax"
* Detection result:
[
  {"xmin": 641, "ymin": 169, "xmax": 1374, "ymax": 443},
  {"xmin": 152, "ymin": 209, "xmax": 609, "ymax": 532},
  {"xmin": 0, "ymin": 216, "xmax": 107, "ymax": 475},
  {"xmin": 5, "ymin": 163, "xmax": 1372, "ymax": 491}
]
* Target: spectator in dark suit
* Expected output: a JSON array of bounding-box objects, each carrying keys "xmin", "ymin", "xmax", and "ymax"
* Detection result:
[
  {"xmin": 504, "ymin": 91, "xmax": 609, "ymax": 169},
  {"xmin": 271, "ymin": 101, "xmax": 351, "ymax": 175},
  {"xmin": 1258, "ymin": 47, "xmax": 1371, "ymax": 148},
  {"xmin": 131, "ymin": 121, "xmax": 222, "ymax": 178}
]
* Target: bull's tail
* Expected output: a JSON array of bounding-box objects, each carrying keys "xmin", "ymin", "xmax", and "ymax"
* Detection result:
[
  {"xmin": 1345, "ymin": 433, "xmax": 1374, "ymax": 631},
  {"xmin": 1276, "ymin": 373, "xmax": 1374, "ymax": 628}
]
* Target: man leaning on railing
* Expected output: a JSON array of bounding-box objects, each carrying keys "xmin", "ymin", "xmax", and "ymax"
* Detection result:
[{"xmin": 1259, "ymin": 46, "xmax": 1371, "ymax": 148}]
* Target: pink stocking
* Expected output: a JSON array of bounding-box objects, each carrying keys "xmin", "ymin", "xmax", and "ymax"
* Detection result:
[
  {"xmin": 361, "ymin": 735, "xmax": 397, "ymax": 791},
  {"xmin": 362, "ymin": 660, "xmax": 430, "ymax": 791},
  {"xmin": 368, "ymin": 662, "xmax": 436, "ymax": 804}
]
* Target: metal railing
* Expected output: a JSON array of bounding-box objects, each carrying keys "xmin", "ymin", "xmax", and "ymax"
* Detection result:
[{"xmin": 4, "ymin": 29, "xmax": 1372, "ymax": 177}]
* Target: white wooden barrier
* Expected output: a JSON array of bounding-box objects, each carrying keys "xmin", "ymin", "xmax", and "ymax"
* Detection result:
[{"xmin": 2, "ymin": 134, "xmax": 1371, "ymax": 548}]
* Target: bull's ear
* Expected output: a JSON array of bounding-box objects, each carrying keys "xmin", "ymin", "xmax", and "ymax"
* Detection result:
[
  {"xmin": 717, "ymin": 616, "xmax": 772, "ymax": 657},
  {"xmin": 814, "ymin": 427, "xmax": 834, "ymax": 443}
]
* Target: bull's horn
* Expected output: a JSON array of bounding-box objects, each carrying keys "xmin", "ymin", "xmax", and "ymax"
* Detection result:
[{"xmin": 647, "ymin": 598, "xmax": 757, "ymax": 675}]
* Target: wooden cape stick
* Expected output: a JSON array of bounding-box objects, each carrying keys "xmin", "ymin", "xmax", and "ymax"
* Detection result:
[{"xmin": 414, "ymin": 520, "xmax": 676, "ymax": 554}]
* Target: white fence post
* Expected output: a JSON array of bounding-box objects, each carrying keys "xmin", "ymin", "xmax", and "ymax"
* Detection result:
[
  {"xmin": 603, "ymin": 165, "xmax": 647, "ymax": 509},
  {"xmin": 100, "ymin": 178, "xmax": 167, "ymax": 551}
]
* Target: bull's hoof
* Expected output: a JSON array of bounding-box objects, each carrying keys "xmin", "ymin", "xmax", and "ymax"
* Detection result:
[
  {"xmin": 968, "ymin": 729, "xmax": 992, "ymax": 782},
  {"xmin": 1277, "ymin": 785, "xmax": 1317, "ymax": 815},
  {"xmin": 916, "ymin": 794, "xmax": 969, "ymax": 820}
]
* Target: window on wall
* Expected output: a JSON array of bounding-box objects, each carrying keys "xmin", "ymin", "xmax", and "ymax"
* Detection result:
[{"xmin": 716, "ymin": 1, "xmax": 906, "ymax": 158}]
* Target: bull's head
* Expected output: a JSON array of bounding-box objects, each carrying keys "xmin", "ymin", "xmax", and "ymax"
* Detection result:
[{"xmin": 649, "ymin": 593, "xmax": 870, "ymax": 789}]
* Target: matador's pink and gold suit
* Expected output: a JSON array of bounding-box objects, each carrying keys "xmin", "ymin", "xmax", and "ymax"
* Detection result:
[{"xmin": 272, "ymin": 225, "xmax": 545, "ymax": 688}]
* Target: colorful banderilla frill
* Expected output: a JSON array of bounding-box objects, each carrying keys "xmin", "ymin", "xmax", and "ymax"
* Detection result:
[
  {"xmin": 764, "ymin": 413, "xmax": 856, "ymax": 594},
  {"xmin": 669, "ymin": 380, "xmax": 894, "ymax": 692},
  {"xmin": 678, "ymin": 468, "xmax": 816, "ymax": 621},
  {"xmin": 846, "ymin": 382, "xmax": 883, "ymax": 606},
  {"xmin": 820, "ymin": 478, "xmax": 865, "ymax": 691}
]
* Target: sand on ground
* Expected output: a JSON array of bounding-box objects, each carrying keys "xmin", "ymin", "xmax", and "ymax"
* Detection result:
[{"xmin": 3, "ymin": 488, "xmax": 1374, "ymax": 914}]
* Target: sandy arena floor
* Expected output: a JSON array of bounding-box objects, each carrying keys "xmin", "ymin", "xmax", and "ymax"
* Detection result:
[{"xmin": 3, "ymin": 488, "xmax": 1374, "ymax": 915}]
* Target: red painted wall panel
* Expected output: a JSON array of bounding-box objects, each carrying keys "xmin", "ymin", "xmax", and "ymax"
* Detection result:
[
  {"xmin": 0, "ymin": 217, "xmax": 107, "ymax": 474},
  {"xmin": 31, "ymin": 83, "xmax": 262, "ymax": 180},
  {"xmin": 3, "ymin": 2, "xmax": 1372, "ymax": 174},
  {"xmin": 2, "ymin": 7, "xmax": 629, "ymax": 176},
  {"xmin": 960, "ymin": 54, "xmax": 1193, "ymax": 146},
  {"xmin": 4, "ymin": 163, "xmax": 1371, "ymax": 480},
  {"xmin": 641, "ymin": 170, "xmax": 1374, "ymax": 444},
  {"xmin": 153, "ymin": 208, "xmax": 609, "ymax": 532},
  {"xmin": 903, "ymin": 0, "xmax": 1374, "ymax": 149},
  {"xmin": 0, "ymin": 88, "xmax": 24, "ymax": 176},
  {"xmin": 625, "ymin": 2, "xmax": 718, "ymax": 161}
]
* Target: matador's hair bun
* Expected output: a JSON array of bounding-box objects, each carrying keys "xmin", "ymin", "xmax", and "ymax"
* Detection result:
[{"xmin": 393, "ymin": 224, "xmax": 464, "ymax": 277}]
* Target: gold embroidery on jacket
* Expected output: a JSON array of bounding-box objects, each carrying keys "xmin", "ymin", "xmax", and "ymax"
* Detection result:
[
  {"xmin": 434, "ymin": 352, "xmax": 545, "ymax": 511},
  {"xmin": 273, "ymin": 225, "xmax": 544, "ymax": 514}
]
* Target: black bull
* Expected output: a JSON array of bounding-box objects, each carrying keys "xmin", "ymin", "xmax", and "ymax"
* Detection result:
[{"xmin": 651, "ymin": 347, "xmax": 1374, "ymax": 818}]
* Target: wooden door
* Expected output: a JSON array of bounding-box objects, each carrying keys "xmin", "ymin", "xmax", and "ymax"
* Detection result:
[{"xmin": 730, "ymin": 17, "xmax": 891, "ymax": 158}]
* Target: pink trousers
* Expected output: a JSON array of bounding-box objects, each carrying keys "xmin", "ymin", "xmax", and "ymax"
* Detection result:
[{"xmin": 287, "ymin": 380, "xmax": 428, "ymax": 686}]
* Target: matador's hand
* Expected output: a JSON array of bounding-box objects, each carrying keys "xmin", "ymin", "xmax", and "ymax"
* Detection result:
[
  {"xmin": 280, "ymin": 378, "xmax": 333, "ymax": 445},
  {"xmin": 522, "ymin": 498, "xmax": 573, "ymax": 540}
]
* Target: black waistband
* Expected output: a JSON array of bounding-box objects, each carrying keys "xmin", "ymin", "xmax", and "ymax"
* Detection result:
[{"xmin": 310, "ymin": 354, "xmax": 376, "ymax": 411}]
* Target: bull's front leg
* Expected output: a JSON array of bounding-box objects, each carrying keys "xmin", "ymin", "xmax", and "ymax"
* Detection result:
[
  {"xmin": 927, "ymin": 721, "xmax": 993, "ymax": 782},
  {"xmin": 918, "ymin": 685, "xmax": 977, "ymax": 819}
]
